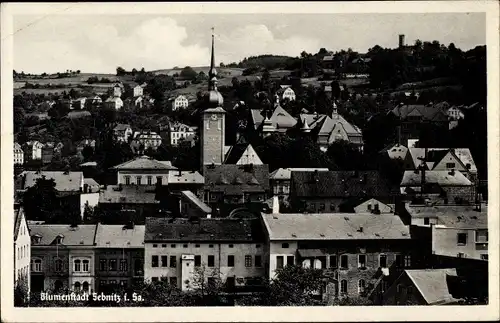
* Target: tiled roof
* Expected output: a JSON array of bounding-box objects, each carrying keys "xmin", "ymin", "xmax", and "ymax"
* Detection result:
[
  {"xmin": 203, "ymin": 164, "xmax": 270, "ymax": 194},
  {"xmin": 94, "ymin": 224, "xmax": 145, "ymax": 248},
  {"xmin": 400, "ymin": 170, "xmax": 472, "ymax": 186},
  {"xmin": 22, "ymin": 171, "xmax": 83, "ymax": 192},
  {"xmin": 405, "ymin": 204, "xmax": 487, "ymax": 228},
  {"xmin": 67, "ymin": 111, "xmax": 92, "ymax": 119},
  {"xmin": 113, "ymin": 156, "xmax": 177, "ymax": 170},
  {"xmin": 83, "ymin": 178, "xmax": 100, "ymax": 191},
  {"xmin": 144, "ymin": 217, "xmax": 263, "ymax": 242},
  {"xmin": 224, "ymin": 143, "xmax": 263, "ymax": 165},
  {"xmin": 270, "ymin": 168, "xmax": 329, "ymax": 180},
  {"xmin": 168, "ymin": 170, "xmax": 204, "ymax": 184},
  {"xmin": 262, "ymin": 213, "xmax": 410, "ymax": 240},
  {"xmin": 391, "ymin": 104, "xmax": 449, "ymax": 122},
  {"xmin": 181, "ymin": 190, "xmax": 212, "ymax": 213},
  {"xmin": 269, "ymin": 106, "xmax": 297, "ymax": 129},
  {"xmin": 99, "ymin": 185, "xmax": 159, "ymax": 204},
  {"xmin": 30, "ymin": 224, "xmax": 97, "ymax": 246},
  {"xmin": 405, "ymin": 269, "xmax": 460, "ymax": 305},
  {"xmin": 380, "ymin": 144, "xmax": 409, "ymax": 160},
  {"xmin": 408, "ymin": 148, "xmax": 477, "ymax": 173},
  {"xmin": 291, "ymin": 171, "xmax": 395, "ymax": 198},
  {"xmin": 318, "ymin": 114, "xmax": 362, "ymax": 136}
]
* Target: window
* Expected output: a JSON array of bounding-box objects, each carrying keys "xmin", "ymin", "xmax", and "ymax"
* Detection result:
[
  {"xmin": 287, "ymin": 256, "xmax": 295, "ymax": 267},
  {"xmin": 329, "ymin": 255, "xmax": 338, "ymax": 268},
  {"xmin": 182, "ymin": 244, "xmax": 188, "ymax": 248},
  {"xmin": 475, "ymin": 230, "xmax": 488, "ymax": 243},
  {"xmin": 340, "ymin": 255, "xmax": 348, "ymax": 269},
  {"xmin": 153, "ymin": 244, "xmax": 158, "ymax": 248},
  {"xmin": 120, "ymin": 259, "xmax": 127, "ymax": 272},
  {"xmin": 209, "ymin": 244, "xmax": 214, "ymax": 248},
  {"xmin": 99, "ymin": 280, "xmax": 107, "ymax": 286},
  {"xmin": 194, "ymin": 255, "xmax": 201, "ymax": 267},
  {"xmin": 481, "ymin": 254, "xmax": 488, "ymax": 260},
  {"xmin": 171, "ymin": 244, "xmax": 176, "ymax": 248},
  {"xmin": 74, "ymin": 282, "xmax": 81, "ymax": 292},
  {"xmin": 152, "ymin": 255, "xmax": 159, "ymax": 267},
  {"xmin": 170, "ymin": 256, "xmax": 177, "ymax": 268},
  {"xmin": 457, "ymin": 233, "xmax": 468, "ymax": 246},
  {"xmin": 99, "ymin": 259, "xmax": 107, "ymax": 271},
  {"xmin": 147, "ymin": 176, "xmax": 152, "ymax": 185},
  {"xmin": 424, "ymin": 217, "xmax": 430, "ymax": 225},
  {"xmin": 109, "ymin": 280, "xmax": 117, "ymax": 285},
  {"xmin": 358, "ymin": 279, "xmax": 366, "ymax": 294},
  {"xmin": 330, "ymin": 203, "xmax": 336, "ymax": 211},
  {"xmin": 404, "ymin": 255, "xmax": 411, "ymax": 267},
  {"xmin": 109, "ymin": 259, "xmax": 117, "ymax": 271},
  {"xmin": 282, "ymin": 243, "xmax": 289, "ymax": 248},
  {"xmin": 74, "ymin": 259, "xmax": 81, "ymax": 272},
  {"xmin": 161, "ymin": 276, "xmax": 168, "ymax": 282},
  {"xmin": 379, "ymin": 254, "xmax": 387, "ymax": 268},
  {"xmin": 340, "ymin": 280, "xmax": 348, "ymax": 294},
  {"xmin": 217, "ymin": 119, "xmax": 222, "ymax": 130},
  {"xmin": 82, "ymin": 282, "xmax": 89, "ymax": 293},
  {"xmin": 195, "ymin": 244, "xmax": 200, "ymax": 248},
  {"xmin": 151, "ymin": 277, "xmax": 159, "ymax": 282},
  {"xmin": 276, "ymin": 256, "xmax": 284, "ymax": 269},
  {"xmin": 161, "ymin": 256, "xmax": 168, "ymax": 267},
  {"xmin": 395, "ymin": 254, "xmax": 403, "ymax": 267},
  {"xmin": 227, "ymin": 255, "xmax": 235, "ymax": 267},
  {"xmin": 255, "ymin": 255, "xmax": 262, "ymax": 267},
  {"xmin": 136, "ymin": 176, "xmax": 142, "ymax": 185},
  {"xmin": 229, "ymin": 244, "xmax": 234, "ymax": 248},
  {"xmin": 125, "ymin": 176, "xmax": 131, "ymax": 185},
  {"xmin": 208, "ymin": 255, "xmax": 215, "ymax": 267},
  {"xmin": 169, "ymin": 277, "xmax": 177, "ymax": 287},
  {"xmin": 82, "ymin": 260, "xmax": 90, "ymax": 272},
  {"xmin": 156, "ymin": 176, "xmax": 162, "ymax": 185},
  {"xmin": 206, "ymin": 120, "xmax": 210, "ymax": 130},
  {"xmin": 319, "ymin": 203, "xmax": 325, "ymax": 212},
  {"xmin": 245, "ymin": 255, "xmax": 252, "ymax": 267},
  {"xmin": 54, "ymin": 258, "xmax": 63, "ymax": 272},
  {"xmin": 446, "ymin": 163, "xmax": 456, "ymax": 169},
  {"xmin": 162, "ymin": 244, "xmax": 167, "ymax": 248},
  {"xmin": 358, "ymin": 255, "xmax": 366, "ymax": 269},
  {"xmin": 256, "ymin": 244, "xmax": 261, "ymax": 248}
]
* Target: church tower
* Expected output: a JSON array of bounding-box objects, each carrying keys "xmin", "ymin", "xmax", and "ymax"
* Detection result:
[{"xmin": 201, "ymin": 28, "xmax": 226, "ymax": 169}]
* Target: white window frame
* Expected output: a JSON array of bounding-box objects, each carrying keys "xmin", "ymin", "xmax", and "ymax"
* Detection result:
[
  {"xmin": 74, "ymin": 259, "xmax": 81, "ymax": 272},
  {"xmin": 32, "ymin": 258, "xmax": 42, "ymax": 272},
  {"xmin": 379, "ymin": 254, "xmax": 388, "ymax": 268},
  {"xmin": 358, "ymin": 279, "xmax": 366, "ymax": 294},
  {"xmin": 82, "ymin": 259, "xmax": 90, "ymax": 272},
  {"xmin": 358, "ymin": 254, "xmax": 366, "ymax": 268},
  {"xmin": 475, "ymin": 229, "xmax": 488, "ymax": 243}
]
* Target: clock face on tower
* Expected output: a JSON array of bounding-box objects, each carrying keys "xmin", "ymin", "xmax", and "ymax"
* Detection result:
[{"xmin": 211, "ymin": 114, "xmax": 218, "ymax": 121}]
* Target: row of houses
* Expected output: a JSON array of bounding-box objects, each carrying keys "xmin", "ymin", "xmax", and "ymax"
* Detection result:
[{"xmin": 16, "ymin": 201, "xmax": 487, "ymax": 305}]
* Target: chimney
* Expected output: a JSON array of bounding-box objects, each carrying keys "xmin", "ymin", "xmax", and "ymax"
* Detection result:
[{"xmin": 178, "ymin": 169, "xmax": 182, "ymax": 176}]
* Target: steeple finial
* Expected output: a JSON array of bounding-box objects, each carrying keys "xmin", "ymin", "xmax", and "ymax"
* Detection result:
[{"xmin": 208, "ymin": 27, "xmax": 217, "ymax": 90}]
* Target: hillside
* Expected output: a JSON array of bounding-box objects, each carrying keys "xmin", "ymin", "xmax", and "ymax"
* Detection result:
[{"xmin": 152, "ymin": 66, "xmax": 244, "ymax": 77}]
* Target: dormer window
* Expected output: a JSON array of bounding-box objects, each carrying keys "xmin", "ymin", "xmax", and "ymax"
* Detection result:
[
  {"xmin": 55, "ymin": 234, "xmax": 64, "ymax": 245},
  {"xmin": 32, "ymin": 234, "xmax": 42, "ymax": 244}
]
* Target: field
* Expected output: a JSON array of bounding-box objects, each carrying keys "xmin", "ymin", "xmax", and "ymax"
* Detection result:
[{"xmin": 152, "ymin": 66, "xmax": 244, "ymax": 77}]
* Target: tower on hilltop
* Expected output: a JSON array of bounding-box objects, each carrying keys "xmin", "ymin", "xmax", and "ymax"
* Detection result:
[{"xmin": 200, "ymin": 28, "xmax": 226, "ymax": 169}]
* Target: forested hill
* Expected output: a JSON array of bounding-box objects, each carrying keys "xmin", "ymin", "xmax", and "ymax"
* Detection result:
[{"xmin": 225, "ymin": 55, "xmax": 295, "ymax": 70}]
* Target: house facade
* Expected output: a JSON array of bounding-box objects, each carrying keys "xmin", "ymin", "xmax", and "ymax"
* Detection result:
[
  {"xmin": 281, "ymin": 87, "xmax": 296, "ymax": 101},
  {"xmin": 24, "ymin": 141, "xmax": 44, "ymax": 161},
  {"xmin": 172, "ymin": 95, "xmax": 189, "ymax": 111},
  {"xmin": 262, "ymin": 213, "xmax": 413, "ymax": 299},
  {"xmin": 104, "ymin": 97, "xmax": 124, "ymax": 110},
  {"xmin": 169, "ymin": 122, "xmax": 197, "ymax": 146},
  {"xmin": 30, "ymin": 224, "xmax": 97, "ymax": 293},
  {"xmin": 14, "ymin": 142, "xmax": 24, "ymax": 165},
  {"xmin": 144, "ymin": 217, "xmax": 265, "ymax": 291},
  {"xmin": 94, "ymin": 223, "xmax": 145, "ymax": 293},
  {"xmin": 133, "ymin": 85, "xmax": 144, "ymax": 97},
  {"xmin": 14, "ymin": 205, "xmax": 31, "ymax": 292},
  {"xmin": 112, "ymin": 156, "xmax": 177, "ymax": 186},
  {"xmin": 131, "ymin": 131, "xmax": 162, "ymax": 152},
  {"xmin": 269, "ymin": 168, "xmax": 329, "ymax": 201}
]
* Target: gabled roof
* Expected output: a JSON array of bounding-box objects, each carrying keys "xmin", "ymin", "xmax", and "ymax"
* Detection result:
[
  {"xmin": 270, "ymin": 168, "xmax": 329, "ymax": 180},
  {"xmin": 408, "ymin": 148, "xmax": 477, "ymax": 173},
  {"xmin": 145, "ymin": 217, "xmax": 263, "ymax": 242},
  {"xmin": 30, "ymin": 224, "xmax": 97, "ymax": 246},
  {"xmin": 291, "ymin": 171, "xmax": 395, "ymax": 198},
  {"xmin": 95, "ymin": 224, "xmax": 145, "ymax": 248},
  {"xmin": 405, "ymin": 204, "xmax": 487, "ymax": 228},
  {"xmin": 400, "ymin": 170, "xmax": 472, "ymax": 186},
  {"xmin": 112, "ymin": 156, "xmax": 177, "ymax": 170},
  {"xmin": 262, "ymin": 213, "xmax": 410, "ymax": 241},
  {"xmin": 224, "ymin": 143, "xmax": 263, "ymax": 165},
  {"xmin": 14, "ymin": 205, "xmax": 26, "ymax": 241},
  {"xmin": 391, "ymin": 104, "xmax": 449, "ymax": 122},
  {"xmin": 168, "ymin": 171, "xmax": 204, "ymax": 184},
  {"xmin": 269, "ymin": 106, "xmax": 297, "ymax": 129},
  {"xmin": 405, "ymin": 269, "xmax": 460, "ymax": 305},
  {"xmin": 22, "ymin": 171, "xmax": 83, "ymax": 192},
  {"xmin": 203, "ymin": 164, "xmax": 270, "ymax": 193},
  {"xmin": 181, "ymin": 190, "xmax": 211, "ymax": 213}
]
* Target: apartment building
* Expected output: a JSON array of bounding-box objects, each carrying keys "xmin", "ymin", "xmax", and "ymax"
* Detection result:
[{"xmin": 14, "ymin": 205, "xmax": 31, "ymax": 292}]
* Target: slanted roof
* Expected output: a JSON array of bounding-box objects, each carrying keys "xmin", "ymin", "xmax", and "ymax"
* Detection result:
[
  {"xmin": 99, "ymin": 185, "xmax": 159, "ymax": 204},
  {"xmin": 270, "ymin": 168, "xmax": 329, "ymax": 180},
  {"xmin": 400, "ymin": 170, "xmax": 472, "ymax": 186},
  {"xmin": 405, "ymin": 269, "xmax": 460, "ymax": 305},
  {"xmin": 94, "ymin": 224, "xmax": 145, "ymax": 248},
  {"xmin": 291, "ymin": 171, "xmax": 395, "ymax": 198},
  {"xmin": 269, "ymin": 105, "xmax": 297, "ymax": 129},
  {"xmin": 380, "ymin": 144, "xmax": 409, "ymax": 160},
  {"xmin": 83, "ymin": 178, "xmax": 100, "ymax": 191},
  {"xmin": 144, "ymin": 217, "xmax": 263, "ymax": 242},
  {"xmin": 391, "ymin": 104, "xmax": 449, "ymax": 122},
  {"xmin": 168, "ymin": 171, "xmax": 204, "ymax": 184},
  {"xmin": 112, "ymin": 156, "xmax": 177, "ymax": 170},
  {"xmin": 224, "ymin": 143, "xmax": 263, "ymax": 165},
  {"xmin": 23, "ymin": 171, "xmax": 83, "ymax": 192},
  {"xmin": 30, "ymin": 224, "xmax": 97, "ymax": 246},
  {"xmin": 14, "ymin": 205, "xmax": 26, "ymax": 241},
  {"xmin": 181, "ymin": 190, "xmax": 212, "ymax": 213},
  {"xmin": 203, "ymin": 164, "xmax": 270, "ymax": 194},
  {"xmin": 405, "ymin": 204, "xmax": 487, "ymax": 228},
  {"xmin": 262, "ymin": 213, "xmax": 410, "ymax": 241},
  {"xmin": 409, "ymin": 148, "xmax": 477, "ymax": 173}
]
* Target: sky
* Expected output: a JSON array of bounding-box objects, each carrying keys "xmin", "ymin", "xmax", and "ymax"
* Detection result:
[{"xmin": 13, "ymin": 13, "xmax": 485, "ymax": 74}]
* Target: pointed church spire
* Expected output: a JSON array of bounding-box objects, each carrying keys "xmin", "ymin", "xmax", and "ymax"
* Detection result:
[{"xmin": 208, "ymin": 27, "xmax": 217, "ymax": 91}]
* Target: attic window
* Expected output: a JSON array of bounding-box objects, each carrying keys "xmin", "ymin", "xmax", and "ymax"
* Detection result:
[{"xmin": 344, "ymin": 217, "xmax": 349, "ymax": 221}]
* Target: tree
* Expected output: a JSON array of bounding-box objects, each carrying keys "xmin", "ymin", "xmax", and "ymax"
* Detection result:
[
  {"xmin": 116, "ymin": 66, "xmax": 126, "ymax": 76},
  {"xmin": 14, "ymin": 106, "xmax": 25, "ymax": 134},
  {"xmin": 48, "ymin": 100, "xmax": 70, "ymax": 120},
  {"xmin": 14, "ymin": 277, "xmax": 29, "ymax": 307},
  {"xmin": 23, "ymin": 176, "xmax": 60, "ymax": 221},
  {"xmin": 180, "ymin": 66, "xmax": 198, "ymax": 80}
]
